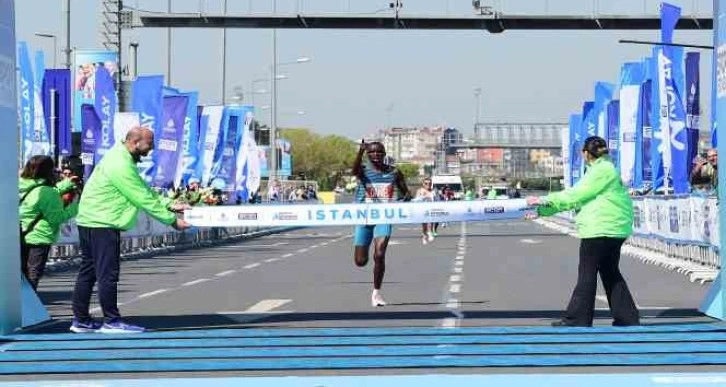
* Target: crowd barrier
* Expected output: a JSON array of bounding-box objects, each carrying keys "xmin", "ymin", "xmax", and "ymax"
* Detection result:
[
  {"xmin": 551, "ymin": 195, "xmax": 720, "ymax": 282},
  {"xmin": 46, "ymin": 212, "xmax": 283, "ymax": 272}
]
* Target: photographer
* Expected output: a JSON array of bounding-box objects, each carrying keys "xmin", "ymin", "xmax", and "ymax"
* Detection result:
[
  {"xmin": 19, "ymin": 155, "xmax": 80, "ymax": 290},
  {"xmin": 691, "ymin": 149, "xmax": 717, "ymax": 193}
]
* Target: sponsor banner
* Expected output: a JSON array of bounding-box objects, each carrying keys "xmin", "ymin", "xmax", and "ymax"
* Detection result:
[
  {"xmin": 632, "ymin": 195, "xmax": 719, "ymax": 248},
  {"xmin": 131, "ymin": 75, "xmax": 164, "ymax": 184},
  {"xmin": 72, "ymin": 49, "xmax": 118, "ymax": 133},
  {"xmin": 183, "ymin": 199, "xmax": 534, "ymax": 227}
]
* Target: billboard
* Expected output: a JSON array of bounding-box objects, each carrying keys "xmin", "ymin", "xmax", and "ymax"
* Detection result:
[
  {"xmin": 72, "ymin": 49, "xmax": 118, "ymax": 132},
  {"xmin": 260, "ymin": 139, "xmax": 292, "ymax": 178},
  {"xmin": 476, "ymin": 148, "xmax": 504, "ymax": 164}
]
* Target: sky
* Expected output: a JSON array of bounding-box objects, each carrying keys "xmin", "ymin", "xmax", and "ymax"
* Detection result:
[{"xmin": 15, "ymin": 0, "xmax": 715, "ymax": 140}]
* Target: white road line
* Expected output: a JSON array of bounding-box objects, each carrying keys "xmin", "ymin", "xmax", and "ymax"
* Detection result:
[
  {"xmin": 449, "ymin": 284, "xmax": 461, "ymax": 293},
  {"xmin": 450, "ymin": 274, "xmax": 461, "ymax": 282},
  {"xmin": 520, "ymin": 238, "xmax": 542, "ymax": 244},
  {"xmin": 596, "ymin": 295, "xmax": 609, "ymax": 304},
  {"xmin": 441, "ymin": 318, "xmax": 458, "ymax": 328},
  {"xmin": 243, "ymin": 263, "xmax": 261, "ymax": 269},
  {"xmin": 264, "ymin": 258, "xmax": 280, "ymax": 263},
  {"xmin": 215, "ymin": 270, "xmax": 236, "ymax": 277},
  {"xmin": 453, "ymin": 267, "xmax": 463, "ymax": 273},
  {"xmin": 451, "ymin": 310, "xmax": 465, "ymax": 319},
  {"xmin": 181, "ymin": 278, "xmax": 210, "ymax": 287},
  {"xmin": 455, "ymin": 256, "xmax": 464, "ymax": 261},
  {"xmin": 138, "ymin": 289, "xmax": 168, "ymax": 299},
  {"xmin": 310, "ymin": 245, "xmax": 319, "ymax": 249},
  {"xmin": 297, "ymin": 248, "xmax": 309, "ymax": 253},
  {"xmin": 282, "ymin": 253, "xmax": 293, "ymax": 258},
  {"xmin": 597, "ymin": 294, "xmax": 672, "ymax": 310},
  {"xmin": 455, "ymin": 261, "xmax": 464, "ymax": 267},
  {"xmin": 242, "ymin": 299, "xmax": 292, "ymax": 313},
  {"xmin": 446, "ymin": 299, "xmax": 459, "ymax": 309}
]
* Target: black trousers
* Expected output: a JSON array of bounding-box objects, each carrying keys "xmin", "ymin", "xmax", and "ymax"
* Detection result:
[
  {"xmin": 20, "ymin": 243, "xmax": 51, "ymax": 291},
  {"xmin": 562, "ymin": 237, "xmax": 640, "ymax": 327},
  {"xmin": 71, "ymin": 226, "xmax": 122, "ymax": 323}
]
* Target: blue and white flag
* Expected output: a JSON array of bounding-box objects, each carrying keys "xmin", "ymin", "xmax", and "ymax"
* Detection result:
[
  {"xmin": 651, "ymin": 47, "xmax": 665, "ymax": 191},
  {"xmin": 234, "ymin": 106, "xmax": 258, "ymax": 201},
  {"xmin": 174, "ymin": 91, "xmax": 199, "ymax": 188},
  {"xmin": 93, "ymin": 65, "xmax": 116, "ymax": 164},
  {"xmin": 685, "ymin": 52, "xmax": 700, "ymax": 174},
  {"xmin": 33, "ymin": 50, "xmax": 49, "ymax": 157},
  {"xmin": 606, "ymin": 100, "xmax": 620, "ymax": 172},
  {"xmin": 562, "ymin": 125, "xmax": 571, "ymax": 188},
  {"xmin": 152, "ymin": 95, "xmax": 188, "ymax": 189},
  {"xmin": 659, "ymin": 3, "xmax": 688, "ymax": 194},
  {"xmin": 17, "ymin": 42, "xmax": 34, "ymax": 163},
  {"xmin": 637, "ymin": 78, "xmax": 653, "ymax": 189},
  {"xmin": 211, "ymin": 106, "xmax": 241, "ymax": 190},
  {"xmin": 131, "ymin": 75, "xmax": 164, "ymax": 184},
  {"xmin": 42, "ymin": 69, "xmax": 72, "ymax": 158},
  {"xmin": 578, "ymin": 102, "xmax": 595, "ymax": 181},
  {"xmin": 568, "ymin": 114, "xmax": 581, "ymax": 187},
  {"xmin": 619, "ymin": 62, "xmax": 646, "ymax": 187},
  {"xmin": 594, "ymin": 82, "xmax": 615, "ymax": 139},
  {"xmin": 197, "ymin": 105, "xmax": 224, "ymax": 187},
  {"xmin": 80, "ymin": 104, "xmax": 100, "ymax": 179}
]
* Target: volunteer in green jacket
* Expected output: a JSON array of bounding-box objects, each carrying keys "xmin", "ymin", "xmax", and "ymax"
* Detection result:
[
  {"xmin": 526, "ymin": 136, "xmax": 639, "ymax": 327},
  {"xmin": 70, "ymin": 127, "xmax": 191, "ymax": 334},
  {"xmin": 19, "ymin": 155, "xmax": 79, "ymax": 290}
]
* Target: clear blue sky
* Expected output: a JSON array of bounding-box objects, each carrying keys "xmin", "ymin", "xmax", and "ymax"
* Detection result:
[{"xmin": 16, "ymin": 0, "xmax": 714, "ymax": 139}]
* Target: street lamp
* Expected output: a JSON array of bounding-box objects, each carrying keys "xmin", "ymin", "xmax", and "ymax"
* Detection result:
[
  {"xmin": 35, "ymin": 32, "xmax": 57, "ymax": 68},
  {"xmin": 270, "ymin": 56, "xmax": 311, "ymax": 179}
]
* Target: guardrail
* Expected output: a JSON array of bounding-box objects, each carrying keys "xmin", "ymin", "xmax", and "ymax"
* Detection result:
[
  {"xmin": 542, "ymin": 194, "xmax": 720, "ymax": 283},
  {"xmin": 45, "ymin": 212, "xmax": 289, "ymax": 272}
]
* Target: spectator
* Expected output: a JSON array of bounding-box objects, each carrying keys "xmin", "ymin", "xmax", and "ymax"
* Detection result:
[
  {"xmin": 70, "ymin": 127, "xmax": 191, "ymax": 334},
  {"xmin": 691, "ymin": 148, "xmax": 717, "ymax": 192},
  {"xmin": 19, "ymin": 155, "xmax": 79, "ymax": 290}
]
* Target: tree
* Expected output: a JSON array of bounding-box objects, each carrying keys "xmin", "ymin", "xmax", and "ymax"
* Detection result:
[
  {"xmin": 279, "ymin": 128, "xmax": 357, "ymax": 190},
  {"xmin": 396, "ymin": 163, "xmax": 420, "ymax": 181}
]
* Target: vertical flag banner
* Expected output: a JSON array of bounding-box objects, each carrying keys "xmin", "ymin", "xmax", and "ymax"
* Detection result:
[
  {"xmin": 660, "ymin": 3, "xmax": 688, "ymax": 194},
  {"xmin": 131, "ymin": 75, "xmax": 164, "ymax": 184},
  {"xmin": 234, "ymin": 106, "xmax": 257, "ymax": 201},
  {"xmin": 33, "ymin": 50, "xmax": 48, "ymax": 157},
  {"xmin": 619, "ymin": 62, "xmax": 646, "ymax": 187},
  {"xmin": 211, "ymin": 106, "xmax": 240, "ymax": 190},
  {"xmin": 607, "ymin": 100, "xmax": 620, "ymax": 172},
  {"xmin": 42, "ymin": 69, "xmax": 72, "ymax": 158},
  {"xmin": 17, "ymin": 41, "xmax": 34, "ymax": 163},
  {"xmin": 578, "ymin": 102, "xmax": 595, "ymax": 181},
  {"xmin": 562, "ymin": 125, "xmax": 571, "ymax": 188},
  {"xmin": 594, "ymin": 82, "xmax": 615, "ymax": 139},
  {"xmin": 278, "ymin": 139, "xmax": 292, "ymax": 178},
  {"xmin": 197, "ymin": 105, "xmax": 224, "ymax": 187},
  {"xmin": 114, "ymin": 112, "xmax": 139, "ymax": 144},
  {"xmin": 651, "ymin": 47, "xmax": 665, "ymax": 191},
  {"xmin": 638, "ymin": 79, "xmax": 654, "ymax": 189},
  {"xmin": 80, "ymin": 104, "xmax": 100, "ymax": 178},
  {"xmin": 152, "ymin": 95, "xmax": 188, "ymax": 188},
  {"xmin": 72, "ymin": 50, "xmax": 118, "ymax": 133},
  {"xmin": 685, "ymin": 52, "xmax": 701, "ymax": 174},
  {"xmin": 174, "ymin": 91, "xmax": 199, "ymax": 188},
  {"xmin": 92, "ymin": 65, "xmax": 116, "ymax": 164},
  {"xmin": 567, "ymin": 114, "xmax": 580, "ymax": 187}
]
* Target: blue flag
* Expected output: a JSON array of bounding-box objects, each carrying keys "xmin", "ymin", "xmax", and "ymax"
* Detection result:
[
  {"xmin": 80, "ymin": 104, "xmax": 101, "ymax": 179},
  {"xmin": 17, "ymin": 42, "xmax": 34, "ymax": 163},
  {"xmin": 568, "ymin": 114, "xmax": 581, "ymax": 187},
  {"xmin": 607, "ymin": 100, "xmax": 620, "ymax": 172},
  {"xmin": 131, "ymin": 75, "xmax": 164, "ymax": 184},
  {"xmin": 152, "ymin": 95, "xmax": 188, "ymax": 189},
  {"xmin": 594, "ymin": 82, "xmax": 615, "ymax": 139},
  {"xmin": 619, "ymin": 62, "xmax": 645, "ymax": 187},
  {"xmin": 93, "ymin": 66, "xmax": 116, "ymax": 164},
  {"xmin": 174, "ymin": 91, "xmax": 200, "ymax": 188},
  {"xmin": 638, "ymin": 79, "xmax": 653, "ymax": 189},
  {"xmin": 651, "ymin": 46, "xmax": 666, "ymax": 191},
  {"xmin": 42, "ymin": 69, "xmax": 72, "ymax": 159},
  {"xmin": 685, "ymin": 52, "xmax": 700, "ymax": 175},
  {"xmin": 33, "ymin": 50, "xmax": 49, "ymax": 157}
]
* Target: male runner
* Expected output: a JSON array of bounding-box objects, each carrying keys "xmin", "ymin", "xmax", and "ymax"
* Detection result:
[
  {"xmin": 415, "ymin": 177, "xmax": 436, "ymax": 245},
  {"xmin": 352, "ymin": 140, "xmax": 411, "ymax": 307}
]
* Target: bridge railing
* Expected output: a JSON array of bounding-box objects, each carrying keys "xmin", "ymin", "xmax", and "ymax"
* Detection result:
[{"xmin": 547, "ymin": 195, "xmax": 720, "ymax": 282}]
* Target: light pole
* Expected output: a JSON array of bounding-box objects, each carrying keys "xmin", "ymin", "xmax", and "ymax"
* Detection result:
[
  {"xmin": 250, "ymin": 74, "xmax": 287, "ymax": 112},
  {"xmin": 35, "ymin": 33, "xmax": 57, "ymax": 68},
  {"xmin": 63, "ymin": 0, "xmax": 71, "ymax": 69},
  {"xmin": 221, "ymin": 0, "xmax": 228, "ymax": 103},
  {"xmin": 270, "ymin": 56, "xmax": 310, "ymax": 179},
  {"xmin": 167, "ymin": 0, "xmax": 172, "ymax": 85},
  {"xmin": 474, "ymin": 87, "xmax": 481, "ymax": 139}
]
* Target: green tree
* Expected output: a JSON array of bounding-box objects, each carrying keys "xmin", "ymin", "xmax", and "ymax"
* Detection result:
[
  {"xmin": 396, "ymin": 163, "xmax": 420, "ymax": 181},
  {"xmin": 279, "ymin": 128, "xmax": 357, "ymax": 189}
]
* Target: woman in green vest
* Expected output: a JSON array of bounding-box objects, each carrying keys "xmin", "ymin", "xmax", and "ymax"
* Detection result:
[{"xmin": 526, "ymin": 136, "xmax": 639, "ymax": 327}]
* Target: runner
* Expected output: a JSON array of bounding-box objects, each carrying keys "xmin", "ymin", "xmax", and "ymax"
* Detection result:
[
  {"xmin": 352, "ymin": 140, "xmax": 411, "ymax": 307},
  {"xmin": 415, "ymin": 177, "xmax": 436, "ymax": 245}
]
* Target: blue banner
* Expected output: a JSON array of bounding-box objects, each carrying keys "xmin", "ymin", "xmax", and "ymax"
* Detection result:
[
  {"xmin": 607, "ymin": 100, "xmax": 620, "ymax": 171},
  {"xmin": 174, "ymin": 91, "xmax": 199, "ymax": 188},
  {"xmin": 594, "ymin": 82, "xmax": 615, "ymax": 139},
  {"xmin": 42, "ymin": 69, "xmax": 72, "ymax": 159},
  {"xmin": 577, "ymin": 102, "xmax": 594, "ymax": 182},
  {"xmin": 278, "ymin": 138, "xmax": 292, "ymax": 177},
  {"xmin": 152, "ymin": 95, "xmax": 188, "ymax": 189},
  {"xmin": 93, "ymin": 65, "xmax": 116, "ymax": 164},
  {"xmin": 33, "ymin": 50, "xmax": 49, "ymax": 157},
  {"xmin": 638, "ymin": 79, "xmax": 653, "ymax": 189},
  {"xmin": 568, "ymin": 114, "xmax": 581, "ymax": 187},
  {"xmin": 80, "ymin": 104, "xmax": 101, "ymax": 178},
  {"xmin": 196, "ymin": 105, "xmax": 224, "ymax": 186},
  {"xmin": 211, "ymin": 106, "xmax": 242, "ymax": 190},
  {"xmin": 619, "ymin": 62, "xmax": 645, "ymax": 187},
  {"xmin": 72, "ymin": 50, "xmax": 118, "ymax": 133},
  {"xmin": 685, "ymin": 52, "xmax": 700, "ymax": 174},
  {"xmin": 17, "ymin": 42, "xmax": 34, "ymax": 163},
  {"xmin": 131, "ymin": 75, "xmax": 164, "ymax": 184},
  {"xmin": 235, "ymin": 106, "xmax": 259, "ymax": 201},
  {"xmin": 651, "ymin": 47, "xmax": 665, "ymax": 190}
]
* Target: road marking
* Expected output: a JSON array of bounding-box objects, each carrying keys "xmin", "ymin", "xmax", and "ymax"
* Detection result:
[
  {"xmin": 241, "ymin": 299, "xmax": 292, "ymax": 313},
  {"xmin": 181, "ymin": 278, "xmax": 210, "ymax": 287},
  {"xmin": 451, "ymin": 310, "xmax": 465, "ymax": 319},
  {"xmin": 310, "ymin": 245, "xmax": 319, "ymax": 249},
  {"xmin": 449, "ymin": 284, "xmax": 461, "ymax": 293},
  {"xmin": 446, "ymin": 299, "xmax": 459, "ymax": 309},
  {"xmin": 297, "ymin": 248, "xmax": 309, "ymax": 253},
  {"xmin": 450, "ymin": 274, "xmax": 461, "ymax": 282},
  {"xmin": 455, "ymin": 256, "xmax": 464, "ymax": 261},
  {"xmin": 215, "ymin": 270, "xmax": 236, "ymax": 277},
  {"xmin": 138, "ymin": 289, "xmax": 168, "ymax": 298},
  {"xmin": 264, "ymin": 258, "xmax": 279, "ymax": 263},
  {"xmin": 455, "ymin": 260, "xmax": 463, "ymax": 267},
  {"xmin": 441, "ymin": 318, "xmax": 458, "ymax": 328},
  {"xmin": 453, "ymin": 267, "xmax": 463, "ymax": 273},
  {"xmin": 243, "ymin": 263, "xmax": 261, "ymax": 269},
  {"xmin": 282, "ymin": 253, "xmax": 293, "ymax": 258},
  {"xmin": 597, "ymin": 294, "xmax": 673, "ymax": 310},
  {"xmin": 520, "ymin": 238, "xmax": 542, "ymax": 244}
]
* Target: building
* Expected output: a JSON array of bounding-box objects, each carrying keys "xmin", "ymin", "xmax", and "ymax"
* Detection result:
[{"xmin": 366, "ymin": 126, "xmax": 445, "ymax": 174}]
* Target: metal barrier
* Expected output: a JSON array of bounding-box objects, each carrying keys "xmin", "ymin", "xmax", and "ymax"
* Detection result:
[{"xmin": 543, "ymin": 195, "xmax": 720, "ymax": 283}]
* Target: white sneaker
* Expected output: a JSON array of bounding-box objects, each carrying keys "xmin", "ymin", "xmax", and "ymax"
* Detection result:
[
  {"xmin": 422, "ymin": 235, "xmax": 428, "ymax": 245},
  {"xmin": 371, "ymin": 292, "xmax": 387, "ymax": 307},
  {"xmin": 427, "ymin": 232, "xmax": 435, "ymax": 242}
]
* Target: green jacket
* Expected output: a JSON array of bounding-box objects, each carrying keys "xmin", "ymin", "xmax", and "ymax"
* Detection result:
[
  {"xmin": 538, "ymin": 156, "xmax": 633, "ymax": 239},
  {"xmin": 76, "ymin": 144, "xmax": 176, "ymax": 230},
  {"xmin": 19, "ymin": 178, "xmax": 79, "ymax": 245}
]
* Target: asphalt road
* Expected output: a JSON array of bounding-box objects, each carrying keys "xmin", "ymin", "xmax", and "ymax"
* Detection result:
[{"xmin": 34, "ymin": 220, "xmax": 712, "ymax": 332}]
